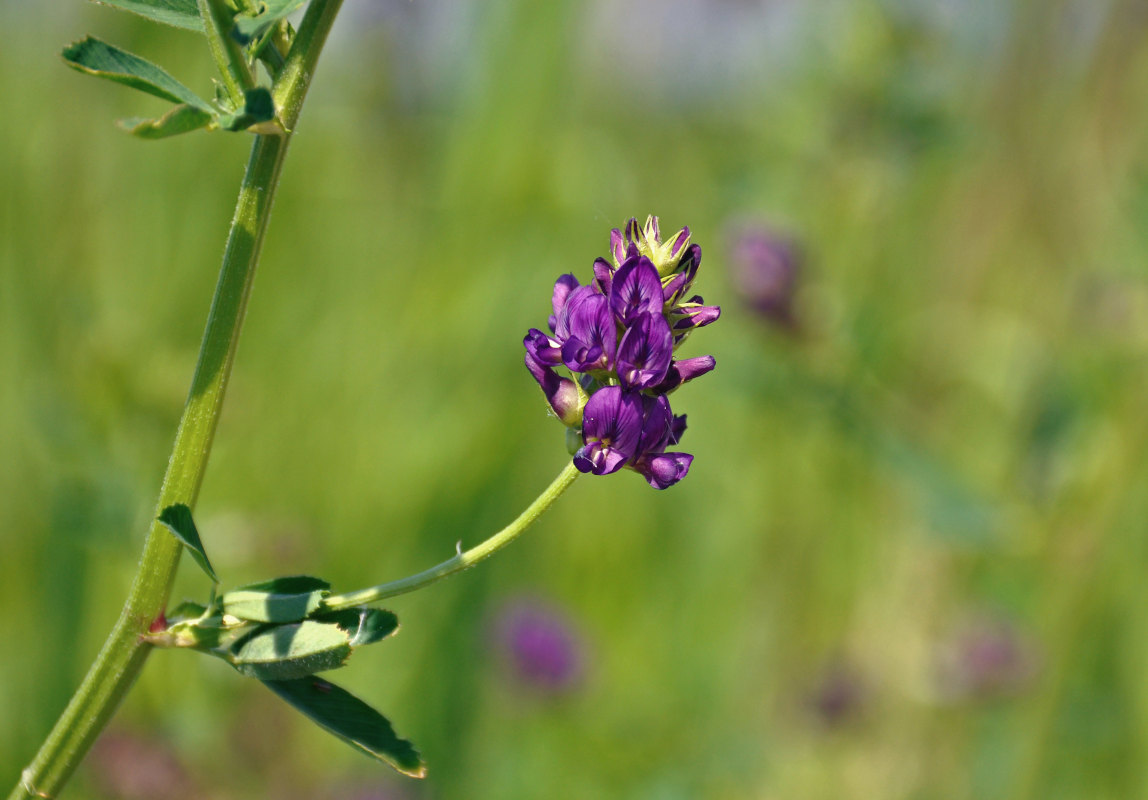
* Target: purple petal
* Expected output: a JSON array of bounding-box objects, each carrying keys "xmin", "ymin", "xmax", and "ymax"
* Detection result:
[
  {"xmin": 552, "ymin": 275, "xmax": 580, "ymax": 317},
  {"xmin": 560, "ymin": 292, "xmax": 616, "ymax": 372},
  {"xmin": 624, "ymin": 217, "xmax": 640, "ymax": 248},
  {"xmin": 672, "ymin": 302, "xmax": 721, "ymax": 332},
  {"xmin": 575, "ymin": 387, "xmax": 643, "ymax": 474},
  {"xmin": 670, "ymin": 414, "xmax": 687, "ymax": 445},
  {"xmin": 635, "ymin": 393, "xmax": 673, "ymax": 456},
  {"xmin": 610, "ymin": 256, "xmax": 664, "ymax": 325},
  {"xmin": 632, "ymin": 452, "xmax": 693, "ymax": 489},
  {"xmin": 524, "ymin": 328, "xmax": 563, "ymax": 367},
  {"xmin": 553, "ymin": 285, "xmax": 598, "ymax": 340},
  {"xmin": 610, "ymin": 229, "xmax": 626, "ymax": 265},
  {"xmin": 592, "ymin": 257, "xmax": 614, "ymax": 296},
  {"xmin": 662, "ymin": 244, "xmax": 701, "ymax": 304},
  {"xmin": 524, "ymin": 351, "xmax": 583, "ymax": 426},
  {"xmin": 653, "ymin": 355, "xmax": 716, "ymax": 392},
  {"xmin": 669, "ymin": 226, "xmax": 691, "ymax": 259},
  {"xmin": 616, "ymin": 312, "xmax": 674, "ymax": 390}
]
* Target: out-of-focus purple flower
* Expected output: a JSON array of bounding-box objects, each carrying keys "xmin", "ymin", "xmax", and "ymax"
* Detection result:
[
  {"xmin": 90, "ymin": 730, "xmax": 197, "ymax": 800},
  {"xmin": 807, "ymin": 661, "xmax": 866, "ymax": 727},
  {"xmin": 523, "ymin": 215, "xmax": 717, "ymax": 489},
  {"xmin": 494, "ymin": 599, "xmax": 584, "ymax": 692},
  {"xmin": 728, "ymin": 223, "xmax": 800, "ymax": 327},
  {"xmin": 935, "ymin": 616, "xmax": 1038, "ymax": 701}
]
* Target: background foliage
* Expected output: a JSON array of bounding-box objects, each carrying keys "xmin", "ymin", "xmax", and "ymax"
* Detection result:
[{"xmin": 3, "ymin": 0, "xmax": 1148, "ymax": 797}]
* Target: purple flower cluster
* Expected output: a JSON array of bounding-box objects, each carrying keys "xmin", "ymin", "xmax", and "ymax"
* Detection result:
[{"xmin": 524, "ymin": 217, "xmax": 719, "ymax": 489}]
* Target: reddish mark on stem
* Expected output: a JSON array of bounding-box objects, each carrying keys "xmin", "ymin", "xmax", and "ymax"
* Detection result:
[{"xmin": 148, "ymin": 612, "xmax": 167, "ymax": 634}]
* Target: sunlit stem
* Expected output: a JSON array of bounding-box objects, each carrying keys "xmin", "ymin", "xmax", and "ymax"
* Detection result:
[
  {"xmin": 322, "ymin": 463, "xmax": 581, "ymax": 610},
  {"xmin": 6, "ymin": 2, "xmax": 344, "ymax": 798}
]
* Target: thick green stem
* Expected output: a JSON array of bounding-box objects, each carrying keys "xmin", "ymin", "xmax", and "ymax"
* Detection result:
[
  {"xmin": 323, "ymin": 463, "xmax": 581, "ymax": 611},
  {"xmin": 9, "ymin": 3, "xmax": 343, "ymax": 798}
]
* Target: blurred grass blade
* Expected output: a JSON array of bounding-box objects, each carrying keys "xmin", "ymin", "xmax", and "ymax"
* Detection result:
[
  {"xmin": 232, "ymin": 0, "xmax": 308, "ymax": 44},
  {"xmin": 314, "ymin": 608, "xmax": 400, "ymax": 647},
  {"xmin": 119, "ymin": 104, "xmax": 215, "ymax": 139},
  {"xmin": 92, "ymin": 0, "xmax": 204, "ymax": 31},
  {"xmin": 158, "ymin": 504, "xmax": 219, "ymax": 583},
  {"xmin": 62, "ymin": 37, "xmax": 213, "ymax": 111},
  {"xmin": 262, "ymin": 676, "xmax": 426, "ymax": 777},
  {"xmin": 223, "ymin": 575, "xmax": 330, "ymax": 623},
  {"xmin": 229, "ymin": 620, "xmax": 352, "ymax": 680}
]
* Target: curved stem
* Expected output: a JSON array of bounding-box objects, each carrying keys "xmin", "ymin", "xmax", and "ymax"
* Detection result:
[
  {"xmin": 8, "ymin": 3, "xmax": 343, "ymax": 798},
  {"xmin": 323, "ymin": 463, "xmax": 581, "ymax": 610}
]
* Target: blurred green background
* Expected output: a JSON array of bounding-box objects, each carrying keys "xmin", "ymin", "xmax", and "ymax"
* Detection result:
[{"xmin": 4, "ymin": 0, "xmax": 1148, "ymax": 797}]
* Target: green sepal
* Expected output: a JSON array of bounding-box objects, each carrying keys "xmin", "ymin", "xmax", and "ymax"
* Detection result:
[
  {"xmin": 217, "ymin": 87, "xmax": 279, "ymax": 133},
  {"xmin": 222, "ymin": 575, "xmax": 330, "ymax": 623},
  {"xmin": 261, "ymin": 676, "xmax": 426, "ymax": 777},
  {"xmin": 228, "ymin": 619, "xmax": 353, "ymax": 680},
  {"xmin": 62, "ymin": 37, "xmax": 212, "ymax": 112},
  {"xmin": 92, "ymin": 0, "xmax": 204, "ymax": 31},
  {"xmin": 232, "ymin": 0, "xmax": 308, "ymax": 44},
  {"xmin": 158, "ymin": 504, "xmax": 219, "ymax": 584},
  {"xmin": 313, "ymin": 607, "xmax": 400, "ymax": 648},
  {"xmin": 119, "ymin": 103, "xmax": 216, "ymax": 139}
]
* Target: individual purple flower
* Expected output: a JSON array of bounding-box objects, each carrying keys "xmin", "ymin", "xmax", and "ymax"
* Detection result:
[
  {"xmin": 573, "ymin": 386, "xmax": 643, "ymax": 475},
  {"xmin": 626, "ymin": 393, "xmax": 693, "ymax": 489},
  {"xmin": 556, "ymin": 288, "xmax": 616, "ymax": 373},
  {"xmin": 653, "ymin": 355, "xmax": 716, "ymax": 394},
  {"xmin": 609, "ymin": 256, "xmax": 664, "ymax": 325},
  {"xmin": 728, "ymin": 223, "xmax": 800, "ymax": 328},
  {"xmin": 547, "ymin": 273, "xmax": 580, "ymax": 333},
  {"xmin": 524, "ymin": 345, "xmax": 584, "ymax": 426},
  {"xmin": 670, "ymin": 296, "xmax": 721, "ymax": 336},
  {"xmin": 616, "ymin": 312, "xmax": 674, "ymax": 390}
]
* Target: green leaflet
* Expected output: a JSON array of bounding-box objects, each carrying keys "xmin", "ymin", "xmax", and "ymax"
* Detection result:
[
  {"xmin": 119, "ymin": 104, "xmax": 215, "ymax": 139},
  {"xmin": 62, "ymin": 37, "xmax": 212, "ymax": 111},
  {"xmin": 223, "ymin": 575, "xmax": 331, "ymax": 623},
  {"xmin": 262, "ymin": 676, "xmax": 426, "ymax": 777},
  {"xmin": 157, "ymin": 504, "xmax": 219, "ymax": 583},
  {"xmin": 92, "ymin": 0, "xmax": 204, "ymax": 31},
  {"xmin": 229, "ymin": 619, "xmax": 353, "ymax": 680}
]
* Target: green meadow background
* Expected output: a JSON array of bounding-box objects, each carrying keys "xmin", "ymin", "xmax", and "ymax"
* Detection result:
[{"xmin": 4, "ymin": 0, "xmax": 1148, "ymax": 797}]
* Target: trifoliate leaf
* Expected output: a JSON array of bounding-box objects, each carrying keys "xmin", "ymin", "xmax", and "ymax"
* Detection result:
[{"xmin": 262, "ymin": 676, "xmax": 426, "ymax": 777}]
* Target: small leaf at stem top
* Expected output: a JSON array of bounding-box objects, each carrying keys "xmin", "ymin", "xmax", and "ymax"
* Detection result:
[
  {"xmin": 92, "ymin": 0, "xmax": 205, "ymax": 32},
  {"xmin": 62, "ymin": 37, "xmax": 213, "ymax": 111},
  {"xmin": 262, "ymin": 676, "xmax": 426, "ymax": 777},
  {"xmin": 158, "ymin": 504, "xmax": 219, "ymax": 583}
]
